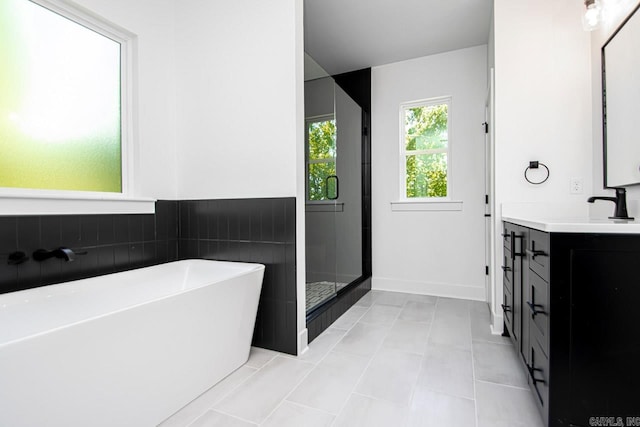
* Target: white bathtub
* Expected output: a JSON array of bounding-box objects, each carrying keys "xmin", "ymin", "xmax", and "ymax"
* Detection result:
[{"xmin": 0, "ymin": 259, "xmax": 264, "ymax": 427}]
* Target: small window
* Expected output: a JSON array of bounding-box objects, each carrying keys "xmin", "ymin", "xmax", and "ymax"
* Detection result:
[
  {"xmin": 0, "ymin": 0, "xmax": 132, "ymax": 194},
  {"xmin": 306, "ymin": 116, "xmax": 337, "ymax": 201},
  {"xmin": 400, "ymin": 97, "xmax": 451, "ymax": 199}
]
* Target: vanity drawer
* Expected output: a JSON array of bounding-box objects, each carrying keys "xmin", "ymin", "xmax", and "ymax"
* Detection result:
[
  {"xmin": 527, "ymin": 271, "xmax": 549, "ymax": 357},
  {"xmin": 528, "ymin": 229, "xmax": 550, "ymax": 281}
]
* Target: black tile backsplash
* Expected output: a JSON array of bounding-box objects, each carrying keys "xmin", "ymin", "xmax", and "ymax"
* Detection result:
[
  {"xmin": 177, "ymin": 197, "xmax": 297, "ymax": 355},
  {"xmin": 0, "ymin": 197, "xmax": 298, "ymax": 356},
  {"xmin": 0, "ymin": 200, "xmax": 179, "ymax": 294}
]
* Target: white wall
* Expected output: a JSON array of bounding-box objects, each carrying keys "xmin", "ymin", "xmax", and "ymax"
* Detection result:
[
  {"xmin": 371, "ymin": 45, "xmax": 488, "ymax": 300},
  {"xmin": 72, "ymin": 0, "xmax": 179, "ymax": 200},
  {"xmin": 589, "ymin": 0, "xmax": 640, "ymax": 218},
  {"xmin": 64, "ymin": 0, "xmax": 308, "ymax": 352},
  {"xmin": 173, "ymin": 0, "xmax": 306, "ymax": 353},
  {"xmin": 173, "ymin": 0, "xmax": 300, "ymax": 200},
  {"xmin": 491, "ymin": 0, "xmax": 593, "ymax": 329}
]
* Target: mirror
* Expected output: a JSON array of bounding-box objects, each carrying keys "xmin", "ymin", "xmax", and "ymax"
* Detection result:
[{"xmin": 602, "ymin": 2, "xmax": 640, "ymax": 188}]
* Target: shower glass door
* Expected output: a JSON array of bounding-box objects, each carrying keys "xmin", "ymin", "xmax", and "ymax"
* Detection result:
[{"xmin": 304, "ymin": 53, "xmax": 362, "ymax": 314}]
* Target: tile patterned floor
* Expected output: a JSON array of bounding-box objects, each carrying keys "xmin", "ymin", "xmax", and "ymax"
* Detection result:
[{"xmin": 159, "ymin": 291, "xmax": 544, "ymax": 427}]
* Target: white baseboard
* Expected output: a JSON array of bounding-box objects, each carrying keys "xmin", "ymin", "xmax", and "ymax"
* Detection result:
[
  {"xmin": 297, "ymin": 328, "xmax": 308, "ymax": 356},
  {"xmin": 372, "ymin": 277, "xmax": 486, "ymax": 301},
  {"xmin": 490, "ymin": 312, "xmax": 504, "ymax": 335}
]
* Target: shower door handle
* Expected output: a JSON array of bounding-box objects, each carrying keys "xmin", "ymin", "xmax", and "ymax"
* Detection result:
[{"xmin": 326, "ymin": 175, "xmax": 339, "ymax": 200}]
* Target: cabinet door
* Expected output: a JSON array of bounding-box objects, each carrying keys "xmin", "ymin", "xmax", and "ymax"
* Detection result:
[{"xmin": 566, "ymin": 247, "xmax": 640, "ymax": 424}]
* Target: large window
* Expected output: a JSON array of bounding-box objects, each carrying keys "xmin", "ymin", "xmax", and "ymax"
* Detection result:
[
  {"xmin": 306, "ymin": 116, "xmax": 337, "ymax": 201},
  {"xmin": 0, "ymin": 0, "xmax": 129, "ymax": 194},
  {"xmin": 401, "ymin": 97, "xmax": 451, "ymax": 199}
]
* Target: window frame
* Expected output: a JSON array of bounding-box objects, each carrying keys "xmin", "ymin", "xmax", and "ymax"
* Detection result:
[
  {"xmin": 305, "ymin": 114, "xmax": 337, "ymax": 203},
  {"xmin": 0, "ymin": 0, "xmax": 146, "ymax": 213},
  {"xmin": 399, "ymin": 96, "xmax": 452, "ymax": 202}
]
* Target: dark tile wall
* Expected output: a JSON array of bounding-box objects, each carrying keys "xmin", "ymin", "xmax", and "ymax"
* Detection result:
[
  {"xmin": 307, "ymin": 277, "xmax": 371, "ymax": 342},
  {"xmin": 0, "ymin": 201, "xmax": 178, "ymax": 294},
  {"xmin": 176, "ymin": 198, "xmax": 297, "ymax": 355}
]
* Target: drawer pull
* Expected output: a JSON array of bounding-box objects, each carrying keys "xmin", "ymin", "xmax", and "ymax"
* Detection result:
[
  {"xmin": 526, "ymin": 363, "xmax": 546, "ymax": 385},
  {"xmin": 526, "ymin": 300, "xmax": 547, "ymax": 317},
  {"xmin": 501, "ymin": 303, "xmax": 511, "ymax": 313},
  {"xmin": 525, "ymin": 248, "xmax": 548, "ymax": 259},
  {"xmin": 501, "ymin": 265, "xmax": 512, "ymax": 272},
  {"xmin": 510, "ymin": 232, "xmax": 525, "ymax": 258}
]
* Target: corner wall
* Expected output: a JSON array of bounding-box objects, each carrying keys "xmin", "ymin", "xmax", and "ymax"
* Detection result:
[
  {"xmin": 371, "ymin": 45, "xmax": 488, "ymax": 300},
  {"xmin": 492, "ymin": 0, "xmax": 593, "ymax": 329}
]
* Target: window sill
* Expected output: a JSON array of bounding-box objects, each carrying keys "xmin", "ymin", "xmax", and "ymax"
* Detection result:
[
  {"xmin": 306, "ymin": 202, "xmax": 345, "ymax": 212},
  {"xmin": 391, "ymin": 200, "xmax": 463, "ymax": 212},
  {"xmin": 0, "ymin": 194, "xmax": 156, "ymax": 216}
]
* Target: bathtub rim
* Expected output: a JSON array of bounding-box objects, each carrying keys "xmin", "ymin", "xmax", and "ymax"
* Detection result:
[{"xmin": 0, "ymin": 259, "xmax": 265, "ymax": 348}]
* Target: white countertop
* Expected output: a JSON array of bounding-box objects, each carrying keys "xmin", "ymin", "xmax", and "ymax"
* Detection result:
[{"xmin": 502, "ymin": 215, "xmax": 640, "ymax": 234}]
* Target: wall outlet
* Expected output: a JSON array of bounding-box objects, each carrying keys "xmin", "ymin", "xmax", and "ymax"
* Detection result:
[{"xmin": 570, "ymin": 177, "xmax": 584, "ymax": 194}]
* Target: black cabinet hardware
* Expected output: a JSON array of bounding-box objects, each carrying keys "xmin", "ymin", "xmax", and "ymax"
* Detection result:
[
  {"xmin": 526, "ymin": 363, "xmax": 546, "ymax": 385},
  {"xmin": 8, "ymin": 251, "xmax": 29, "ymax": 265},
  {"xmin": 501, "ymin": 303, "xmax": 511, "ymax": 313},
  {"xmin": 526, "ymin": 248, "xmax": 548, "ymax": 259},
  {"xmin": 526, "ymin": 300, "xmax": 546, "ymax": 317},
  {"xmin": 501, "ymin": 265, "xmax": 511, "ymax": 272}
]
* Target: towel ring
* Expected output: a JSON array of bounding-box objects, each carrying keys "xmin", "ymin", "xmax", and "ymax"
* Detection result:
[{"xmin": 524, "ymin": 161, "xmax": 549, "ymax": 185}]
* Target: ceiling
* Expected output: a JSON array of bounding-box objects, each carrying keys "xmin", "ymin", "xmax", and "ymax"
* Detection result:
[{"xmin": 304, "ymin": 0, "xmax": 493, "ymax": 76}]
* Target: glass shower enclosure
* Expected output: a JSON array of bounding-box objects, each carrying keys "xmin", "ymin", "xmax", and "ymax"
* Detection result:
[{"xmin": 304, "ymin": 54, "xmax": 362, "ymax": 313}]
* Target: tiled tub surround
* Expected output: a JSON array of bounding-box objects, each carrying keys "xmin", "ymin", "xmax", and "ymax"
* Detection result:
[
  {"xmin": 176, "ymin": 198, "xmax": 297, "ymax": 354},
  {"xmin": 0, "ymin": 197, "xmax": 297, "ymax": 354},
  {"xmin": 160, "ymin": 291, "xmax": 544, "ymax": 427},
  {"xmin": 0, "ymin": 200, "xmax": 179, "ymax": 295}
]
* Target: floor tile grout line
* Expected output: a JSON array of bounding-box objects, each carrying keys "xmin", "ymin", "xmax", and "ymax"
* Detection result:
[
  {"xmin": 161, "ymin": 355, "xmax": 266, "ymax": 426},
  {"xmin": 328, "ymin": 297, "xmax": 405, "ymax": 426},
  {"xmin": 278, "ymin": 399, "xmax": 340, "ymax": 419},
  {"xmin": 189, "ymin": 404, "xmax": 260, "ymax": 427},
  {"xmin": 260, "ymin": 298, "xmax": 379, "ymax": 427},
  {"xmin": 223, "ymin": 354, "xmax": 317, "ymax": 426},
  {"xmin": 403, "ymin": 296, "xmax": 438, "ymax": 425},
  {"xmin": 474, "ymin": 378, "xmax": 532, "ymax": 391}
]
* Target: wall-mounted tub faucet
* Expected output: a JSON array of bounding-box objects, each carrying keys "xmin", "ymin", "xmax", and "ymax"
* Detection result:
[
  {"xmin": 33, "ymin": 247, "xmax": 77, "ymax": 262},
  {"xmin": 7, "ymin": 251, "xmax": 29, "ymax": 265},
  {"xmin": 587, "ymin": 188, "xmax": 634, "ymax": 220}
]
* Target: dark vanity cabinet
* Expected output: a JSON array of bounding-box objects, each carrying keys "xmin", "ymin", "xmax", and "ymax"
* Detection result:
[{"xmin": 502, "ymin": 221, "xmax": 640, "ymax": 427}]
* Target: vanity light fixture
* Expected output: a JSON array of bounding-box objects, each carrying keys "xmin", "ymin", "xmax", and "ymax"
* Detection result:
[{"xmin": 583, "ymin": 0, "xmax": 603, "ymax": 31}]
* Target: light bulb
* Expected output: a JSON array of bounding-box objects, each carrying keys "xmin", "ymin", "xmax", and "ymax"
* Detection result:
[{"xmin": 583, "ymin": 0, "xmax": 603, "ymax": 31}]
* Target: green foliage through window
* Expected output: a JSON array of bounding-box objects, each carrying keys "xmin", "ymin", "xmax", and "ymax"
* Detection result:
[
  {"xmin": 307, "ymin": 118, "xmax": 336, "ymax": 201},
  {"xmin": 403, "ymin": 102, "xmax": 449, "ymax": 198}
]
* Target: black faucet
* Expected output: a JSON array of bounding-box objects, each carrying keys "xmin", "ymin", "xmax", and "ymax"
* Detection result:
[
  {"xmin": 33, "ymin": 247, "xmax": 76, "ymax": 262},
  {"xmin": 587, "ymin": 188, "xmax": 634, "ymax": 220}
]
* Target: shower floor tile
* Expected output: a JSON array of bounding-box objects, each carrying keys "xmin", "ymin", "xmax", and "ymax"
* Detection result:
[{"xmin": 159, "ymin": 291, "xmax": 544, "ymax": 427}]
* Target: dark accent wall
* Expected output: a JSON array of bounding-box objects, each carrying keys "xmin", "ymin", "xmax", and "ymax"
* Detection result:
[
  {"xmin": 0, "ymin": 201, "xmax": 178, "ymax": 294},
  {"xmin": 0, "ymin": 197, "xmax": 298, "ymax": 355},
  {"xmin": 176, "ymin": 198, "xmax": 297, "ymax": 355},
  {"xmin": 307, "ymin": 277, "xmax": 371, "ymax": 342}
]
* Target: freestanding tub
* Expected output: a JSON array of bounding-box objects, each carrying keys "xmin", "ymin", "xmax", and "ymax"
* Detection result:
[{"xmin": 0, "ymin": 259, "xmax": 264, "ymax": 427}]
